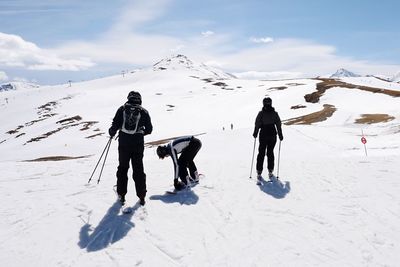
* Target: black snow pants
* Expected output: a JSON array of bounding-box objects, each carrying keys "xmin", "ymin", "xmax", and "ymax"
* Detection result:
[
  {"xmin": 116, "ymin": 133, "xmax": 146, "ymax": 199},
  {"xmin": 178, "ymin": 137, "xmax": 202, "ymax": 184},
  {"xmin": 256, "ymin": 135, "xmax": 277, "ymax": 174}
]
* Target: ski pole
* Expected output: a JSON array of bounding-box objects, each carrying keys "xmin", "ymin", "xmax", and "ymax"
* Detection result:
[
  {"xmin": 97, "ymin": 136, "xmax": 112, "ymax": 184},
  {"xmin": 249, "ymin": 138, "xmax": 257, "ymax": 179},
  {"xmin": 276, "ymin": 140, "xmax": 282, "ymax": 179},
  {"xmin": 88, "ymin": 137, "xmax": 112, "ymax": 183}
]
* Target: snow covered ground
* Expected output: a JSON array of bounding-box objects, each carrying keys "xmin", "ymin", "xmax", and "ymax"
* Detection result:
[{"xmin": 1, "ymin": 57, "xmax": 399, "ymax": 266}]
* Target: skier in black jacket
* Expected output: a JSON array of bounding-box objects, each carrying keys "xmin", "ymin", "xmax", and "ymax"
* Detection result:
[
  {"xmin": 156, "ymin": 136, "xmax": 202, "ymax": 190},
  {"xmin": 109, "ymin": 91, "xmax": 153, "ymax": 205},
  {"xmin": 253, "ymin": 97, "xmax": 283, "ymax": 180}
]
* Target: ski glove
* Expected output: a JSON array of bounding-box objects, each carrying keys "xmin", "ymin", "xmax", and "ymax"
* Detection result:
[
  {"xmin": 253, "ymin": 129, "xmax": 258, "ymax": 138},
  {"xmin": 108, "ymin": 128, "xmax": 117, "ymax": 137},
  {"xmin": 174, "ymin": 179, "xmax": 186, "ymax": 191},
  {"xmin": 279, "ymin": 134, "xmax": 283, "ymax": 141}
]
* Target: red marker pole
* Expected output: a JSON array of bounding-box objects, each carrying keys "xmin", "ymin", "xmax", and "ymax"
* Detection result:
[{"xmin": 361, "ymin": 130, "xmax": 368, "ymax": 156}]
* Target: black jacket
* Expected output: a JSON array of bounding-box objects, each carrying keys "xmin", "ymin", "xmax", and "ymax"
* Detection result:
[{"xmin": 254, "ymin": 106, "xmax": 283, "ymax": 139}]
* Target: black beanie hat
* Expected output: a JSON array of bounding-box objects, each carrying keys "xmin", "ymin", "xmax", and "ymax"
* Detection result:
[
  {"xmin": 127, "ymin": 91, "xmax": 142, "ymax": 105},
  {"xmin": 263, "ymin": 97, "xmax": 272, "ymax": 106}
]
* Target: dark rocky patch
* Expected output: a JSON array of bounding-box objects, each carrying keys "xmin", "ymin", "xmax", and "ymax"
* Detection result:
[
  {"xmin": 86, "ymin": 133, "xmax": 104, "ymax": 139},
  {"xmin": 24, "ymin": 155, "xmax": 91, "ymax": 162},
  {"xmin": 213, "ymin": 82, "xmax": 228, "ymax": 87},
  {"xmin": 291, "ymin": 105, "xmax": 307, "ymax": 109},
  {"xmin": 269, "ymin": 86, "xmax": 287, "ymax": 90},
  {"xmin": 202, "ymin": 78, "xmax": 214, "ymax": 83},
  {"xmin": 57, "ymin": 115, "xmax": 82, "ymax": 125}
]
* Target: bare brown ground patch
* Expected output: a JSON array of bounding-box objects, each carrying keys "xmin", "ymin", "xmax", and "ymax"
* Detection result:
[
  {"xmin": 6, "ymin": 125, "xmax": 24, "ymax": 134},
  {"xmin": 26, "ymin": 128, "xmax": 63, "ymax": 143},
  {"xmin": 24, "ymin": 155, "xmax": 91, "ymax": 162},
  {"xmin": 145, "ymin": 135, "xmax": 183, "ymax": 147},
  {"xmin": 304, "ymin": 78, "xmax": 400, "ymax": 103},
  {"xmin": 284, "ymin": 104, "xmax": 337, "ymax": 125},
  {"xmin": 355, "ymin": 114, "xmax": 395, "ymax": 124},
  {"xmin": 26, "ymin": 117, "xmax": 99, "ymax": 144},
  {"xmin": 15, "ymin": 133, "xmax": 26, "ymax": 138},
  {"xmin": 5, "ymin": 96, "xmax": 74, "ymax": 137},
  {"xmin": 57, "ymin": 115, "xmax": 82, "ymax": 125},
  {"xmin": 79, "ymin": 121, "xmax": 98, "ymax": 131},
  {"xmin": 86, "ymin": 133, "xmax": 105, "ymax": 139},
  {"xmin": 145, "ymin": 133, "xmax": 206, "ymax": 148},
  {"xmin": 286, "ymin": 83, "xmax": 305, "ymax": 86},
  {"xmin": 269, "ymin": 86, "xmax": 287, "ymax": 90}
]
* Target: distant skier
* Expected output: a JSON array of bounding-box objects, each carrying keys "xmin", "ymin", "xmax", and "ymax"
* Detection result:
[
  {"xmin": 156, "ymin": 136, "xmax": 202, "ymax": 191},
  {"xmin": 109, "ymin": 91, "xmax": 153, "ymax": 206},
  {"xmin": 253, "ymin": 97, "xmax": 283, "ymax": 180}
]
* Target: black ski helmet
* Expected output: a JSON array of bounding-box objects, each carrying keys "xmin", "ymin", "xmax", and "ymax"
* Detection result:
[
  {"xmin": 127, "ymin": 91, "xmax": 142, "ymax": 105},
  {"xmin": 156, "ymin": 146, "xmax": 167, "ymax": 159},
  {"xmin": 263, "ymin": 97, "xmax": 272, "ymax": 107}
]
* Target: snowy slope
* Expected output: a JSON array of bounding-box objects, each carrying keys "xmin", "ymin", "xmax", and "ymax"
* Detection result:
[
  {"xmin": 1, "ymin": 56, "xmax": 400, "ymax": 267},
  {"xmin": 339, "ymin": 76, "xmax": 400, "ymax": 91},
  {"xmin": 391, "ymin": 71, "xmax": 400, "ymax": 83}
]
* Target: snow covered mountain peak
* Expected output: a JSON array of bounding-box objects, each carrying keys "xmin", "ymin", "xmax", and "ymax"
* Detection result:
[
  {"xmin": 153, "ymin": 54, "xmax": 195, "ymax": 70},
  {"xmin": 152, "ymin": 54, "xmax": 235, "ymax": 79},
  {"xmin": 330, "ymin": 68, "xmax": 360, "ymax": 78}
]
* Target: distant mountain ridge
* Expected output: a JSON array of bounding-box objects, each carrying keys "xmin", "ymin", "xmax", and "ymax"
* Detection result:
[
  {"xmin": 391, "ymin": 71, "xmax": 400, "ymax": 83},
  {"xmin": 0, "ymin": 82, "xmax": 39, "ymax": 92},
  {"xmin": 0, "ymin": 83, "xmax": 15, "ymax": 92},
  {"xmin": 330, "ymin": 68, "xmax": 360, "ymax": 78}
]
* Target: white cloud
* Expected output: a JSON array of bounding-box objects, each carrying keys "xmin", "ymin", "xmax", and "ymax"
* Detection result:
[
  {"xmin": 0, "ymin": 32, "xmax": 94, "ymax": 71},
  {"xmin": 196, "ymin": 38, "xmax": 400, "ymax": 77},
  {"xmin": 109, "ymin": 0, "xmax": 173, "ymax": 34},
  {"xmin": 250, "ymin": 37, "xmax": 274, "ymax": 44},
  {"xmin": 0, "ymin": 70, "xmax": 8, "ymax": 81},
  {"xmin": 201, "ymin": 31, "xmax": 215, "ymax": 37}
]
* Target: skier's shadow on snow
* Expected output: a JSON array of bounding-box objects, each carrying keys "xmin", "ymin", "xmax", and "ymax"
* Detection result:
[
  {"xmin": 258, "ymin": 177, "xmax": 291, "ymax": 199},
  {"xmin": 149, "ymin": 189, "xmax": 199, "ymax": 205},
  {"xmin": 78, "ymin": 201, "xmax": 138, "ymax": 252}
]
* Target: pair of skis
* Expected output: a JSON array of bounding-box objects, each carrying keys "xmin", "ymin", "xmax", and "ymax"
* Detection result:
[
  {"xmin": 166, "ymin": 174, "xmax": 204, "ymax": 194},
  {"xmin": 256, "ymin": 174, "xmax": 283, "ymax": 187}
]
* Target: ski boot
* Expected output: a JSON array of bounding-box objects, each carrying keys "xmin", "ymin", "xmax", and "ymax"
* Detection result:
[{"xmin": 118, "ymin": 195, "xmax": 126, "ymax": 205}]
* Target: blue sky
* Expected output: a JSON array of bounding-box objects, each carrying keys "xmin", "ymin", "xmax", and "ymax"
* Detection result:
[{"xmin": 1, "ymin": 0, "xmax": 399, "ymax": 84}]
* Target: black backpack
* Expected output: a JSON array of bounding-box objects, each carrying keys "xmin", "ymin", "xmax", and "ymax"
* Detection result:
[{"xmin": 121, "ymin": 103, "xmax": 142, "ymax": 134}]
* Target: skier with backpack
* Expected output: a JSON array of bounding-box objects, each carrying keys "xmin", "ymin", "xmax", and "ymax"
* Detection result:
[
  {"xmin": 156, "ymin": 136, "xmax": 202, "ymax": 191},
  {"xmin": 253, "ymin": 97, "xmax": 283, "ymax": 181},
  {"xmin": 109, "ymin": 91, "xmax": 153, "ymax": 206}
]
